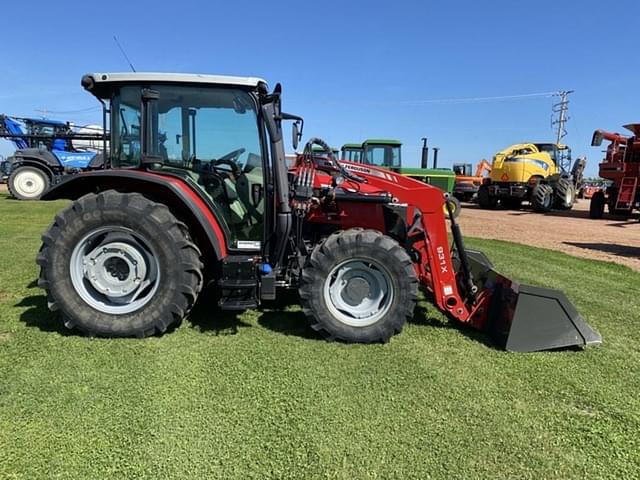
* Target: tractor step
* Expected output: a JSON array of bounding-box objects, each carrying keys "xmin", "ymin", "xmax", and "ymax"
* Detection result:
[
  {"xmin": 218, "ymin": 279, "xmax": 258, "ymax": 289},
  {"xmin": 218, "ymin": 255, "xmax": 259, "ymax": 311},
  {"xmin": 218, "ymin": 298, "xmax": 259, "ymax": 310}
]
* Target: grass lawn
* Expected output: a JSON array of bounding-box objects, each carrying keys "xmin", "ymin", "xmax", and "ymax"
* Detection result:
[{"xmin": 0, "ymin": 193, "xmax": 638, "ymax": 479}]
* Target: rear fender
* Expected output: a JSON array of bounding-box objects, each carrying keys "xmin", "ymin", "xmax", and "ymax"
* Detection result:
[
  {"xmin": 42, "ymin": 170, "xmax": 227, "ymax": 263},
  {"xmin": 9, "ymin": 155, "xmax": 57, "ymax": 179},
  {"xmin": 14, "ymin": 148, "xmax": 61, "ymax": 168}
]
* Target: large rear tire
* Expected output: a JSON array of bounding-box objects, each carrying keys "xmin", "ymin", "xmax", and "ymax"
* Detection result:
[
  {"xmin": 477, "ymin": 184, "xmax": 497, "ymax": 209},
  {"xmin": 37, "ymin": 190, "xmax": 203, "ymax": 337},
  {"xmin": 8, "ymin": 166, "xmax": 50, "ymax": 200},
  {"xmin": 299, "ymin": 229, "xmax": 418, "ymax": 343},
  {"xmin": 531, "ymin": 183, "xmax": 553, "ymax": 212},
  {"xmin": 554, "ymin": 177, "xmax": 576, "ymax": 210},
  {"xmin": 589, "ymin": 191, "xmax": 605, "ymax": 219}
]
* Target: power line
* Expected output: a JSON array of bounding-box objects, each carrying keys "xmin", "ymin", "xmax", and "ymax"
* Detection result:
[
  {"xmin": 375, "ymin": 91, "xmax": 557, "ymax": 106},
  {"xmin": 36, "ymin": 106, "xmax": 102, "ymax": 115}
]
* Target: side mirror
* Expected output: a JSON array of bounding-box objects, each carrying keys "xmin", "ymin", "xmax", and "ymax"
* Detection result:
[
  {"xmin": 282, "ymin": 112, "xmax": 304, "ymax": 150},
  {"xmin": 292, "ymin": 121, "xmax": 301, "ymax": 150}
]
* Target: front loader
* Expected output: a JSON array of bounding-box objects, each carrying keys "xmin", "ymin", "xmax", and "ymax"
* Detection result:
[{"xmin": 35, "ymin": 72, "xmax": 601, "ymax": 352}]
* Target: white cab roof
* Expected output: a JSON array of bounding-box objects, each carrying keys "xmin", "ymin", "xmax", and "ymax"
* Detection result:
[{"xmin": 85, "ymin": 72, "xmax": 267, "ymax": 88}]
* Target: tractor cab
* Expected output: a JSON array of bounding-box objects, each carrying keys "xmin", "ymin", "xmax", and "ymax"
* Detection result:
[
  {"xmin": 0, "ymin": 115, "xmax": 72, "ymax": 151},
  {"xmin": 453, "ymin": 163, "xmax": 473, "ymax": 176},
  {"xmin": 340, "ymin": 143, "xmax": 363, "ymax": 162},
  {"xmin": 86, "ymin": 73, "xmax": 283, "ymax": 250},
  {"xmin": 361, "ymin": 139, "xmax": 402, "ymax": 171},
  {"xmin": 311, "ymin": 144, "xmax": 339, "ymax": 160},
  {"xmin": 534, "ymin": 143, "xmax": 572, "ymax": 172}
]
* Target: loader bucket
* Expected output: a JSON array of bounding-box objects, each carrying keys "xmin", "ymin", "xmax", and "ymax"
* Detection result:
[{"xmin": 466, "ymin": 250, "xmax": 602, "ymax": 352}]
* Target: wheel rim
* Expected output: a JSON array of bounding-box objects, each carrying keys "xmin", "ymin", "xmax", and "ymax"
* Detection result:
[
  {"xmin": 69, "ymin": 226, "xmax": 160, "ymax": 314},
  {"xmin": 13, "ymin": 169, "xmax": 46, "ymax": 198},
  {"xmin": 443, "ymin": 200, "xmax": 456, "ymax": 216},
  {"xmin": 323, "ymin": 258, "xmax": 394, "ymax": 327},
  {"xmin": 565, "ymin": 188, "xmax": 573, "ymax": 204}
]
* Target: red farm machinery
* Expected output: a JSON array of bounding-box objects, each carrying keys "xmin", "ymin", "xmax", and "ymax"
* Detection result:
[
  {"xmin": 35, "ymin": 72, "xmax": 601, "ymax": 352},
  {"xmin": 590, "ymin": 124, "xmax": 640, "ymax": 219}
]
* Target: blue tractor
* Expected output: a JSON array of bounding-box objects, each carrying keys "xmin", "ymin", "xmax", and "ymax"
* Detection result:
[{"xmin": 0, "ymin": 115, "xmax": 106, "ymax": 199}]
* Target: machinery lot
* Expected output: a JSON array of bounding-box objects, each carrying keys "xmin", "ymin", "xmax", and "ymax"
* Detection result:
[
  {"xmin": 458, "ymin": 200, "xmax": 640, "ymax": 272},
  {"xmin": 1, "ymin": 193, "xmax": 639, "ymax": 478}
]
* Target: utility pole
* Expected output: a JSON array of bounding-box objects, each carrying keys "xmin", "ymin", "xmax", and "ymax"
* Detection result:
[{"xmin": 551, "ymin": 90, "xmax": 574, "ymax": 145}]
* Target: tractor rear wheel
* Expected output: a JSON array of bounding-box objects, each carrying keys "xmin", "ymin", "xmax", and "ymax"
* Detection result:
[
  {"xmin": 553, "ymin": 177, "xmax": 576, "ymax": 210},
  {"xmin": 299, "ymin": 229, "xmax": 418, "ymax": 343},
  {"xmin": 589, "ymin": 191, "xmax": 605, "ymax": 219},
  {"xmin": 531, "ymin": 183, "xmax": 553, "ymax": 212},
  {"xmin": 37, "ymin": 190, "xmax": 203, "ymax": 337},
  {"xmin": 477, "ymin": 185, "xmax": 497, "ymax": 209},
  {"xmin": 8, "ymin": 166, "xmax": 49, "ymax": 200}
]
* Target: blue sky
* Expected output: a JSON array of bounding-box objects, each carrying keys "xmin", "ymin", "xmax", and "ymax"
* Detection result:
[{"xmin": 2, "ymin": 0, "xmax": 638, "ymax": 176}]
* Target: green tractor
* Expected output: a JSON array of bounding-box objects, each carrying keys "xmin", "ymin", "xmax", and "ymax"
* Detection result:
[
  {"xmin": 340, "ymin": 143, "xmax": 363, "ymax": 162},
  {"xmin": 341, "ymin": 139, "xmax": 460, "ymax": 218},
  {"xmin": 312, "ymin": 144, "xmax": 339, "ymax": 158}
]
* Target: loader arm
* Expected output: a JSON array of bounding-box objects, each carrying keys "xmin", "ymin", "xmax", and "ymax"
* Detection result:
[
  {"xmin": 340, "ymin": 161, "xmax": 478, "ymax": 321},
  {"xmin": 338, "ymin": 161, "xmax": 601, "ymax": 352}
]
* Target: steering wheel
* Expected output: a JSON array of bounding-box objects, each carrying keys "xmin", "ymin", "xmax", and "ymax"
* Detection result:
[{"xmin": 213, "ymin": 148, "xmax": 245, "ymax": 176}]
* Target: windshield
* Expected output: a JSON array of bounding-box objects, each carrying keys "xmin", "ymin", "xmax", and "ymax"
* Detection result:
[
  {"xmin": 112, "ymin": 84, "xmax": 265, "ymax": 248},
  {"xmin": 364, "ymin": 144, "xmax": 401, "ymax": 168},
  {"xmin": 342, "ymin": 149, "xmax": 362, "ymax": 162}
]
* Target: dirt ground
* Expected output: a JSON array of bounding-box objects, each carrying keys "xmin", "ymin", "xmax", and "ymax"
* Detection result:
[{"xmin": 457, "ymin": 199, "xmax": 640, "ymax": 272}]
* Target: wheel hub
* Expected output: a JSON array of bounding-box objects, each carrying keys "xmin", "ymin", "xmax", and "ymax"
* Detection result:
[
  {"xmin": 83, "ymin": 241, "xmax": 147, "ymax": 299},
  {"xmin": 70, "ymin": 227, "xmax": 160, "ymax": 314},
  {"xmin": 342, "ymin": 277, "xmax": 371, "ymax": 305},
  {"xmin": 324, "ymin": 259, "xmax": 393, "ymax": 327},
  {"xmin": 565, "ymin": 189, "xmax": 573, "ymax": 203}
]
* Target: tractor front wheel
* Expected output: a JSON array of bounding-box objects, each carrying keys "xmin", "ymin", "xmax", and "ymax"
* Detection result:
[
  {"xmin": 554, "ymin": 177, "xmax": 576, "ymax": 210},
  {"xmin": 37, "ymin": 190, "xmax": 203, "ymax": 337},
  {"xmin": 531, "ymin": 183, "xmax": 553, "ymax": 212},
  {"xmin": 8, "ymin": 166, "xmax": 50, "ymax": 200},
  {"xmin": 299, "ymin": 229, "xmax": 418, "ymax": 343}
]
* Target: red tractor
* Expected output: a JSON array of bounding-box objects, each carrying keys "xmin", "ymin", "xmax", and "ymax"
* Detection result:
[
  {"xmin": 36, "ymin": 72, "xmax": 601, "ymax": 352},
  {"xmin": 590, "ymin": 125, "xmax": 640, "ymax": 218}
]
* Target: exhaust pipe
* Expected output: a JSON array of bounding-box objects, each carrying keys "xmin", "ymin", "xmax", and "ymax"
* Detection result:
[
  {"xmin": 421, "ymin": 138, "xmax": 429, "ymax": 169},
  {"xmin": 433, "ymin": 147, "xmax": 439, "ymax": 169}
]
